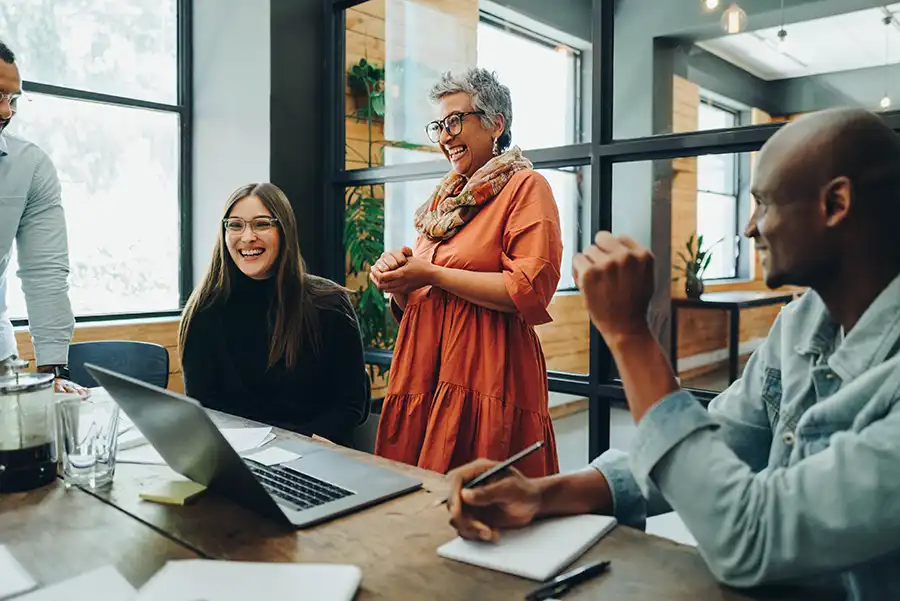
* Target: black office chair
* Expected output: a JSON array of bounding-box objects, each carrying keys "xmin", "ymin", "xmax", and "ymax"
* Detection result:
[
  {"xmin": 67, "ymin": 340, "xmax": 170, "ymax": 389},
  {"xmin": 352, "ymin": 401, "xmax": 381, "ymax": 454}
]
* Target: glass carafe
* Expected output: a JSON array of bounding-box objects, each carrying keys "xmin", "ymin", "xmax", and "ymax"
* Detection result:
[{"xmin": 0, "ymin": 358, "xmax": 57, "ymax": 493}]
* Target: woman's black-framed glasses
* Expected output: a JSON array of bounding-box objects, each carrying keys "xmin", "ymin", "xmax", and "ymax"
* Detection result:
[
  {"xmin": 223, "ymin": 216, "xmax": 279, "ymax": 236},
  {"xmin": 425, "ymin": 111, "xmax": 485, "ymax": 144}
]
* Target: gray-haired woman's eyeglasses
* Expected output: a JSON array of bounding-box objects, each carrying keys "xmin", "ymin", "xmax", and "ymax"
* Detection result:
[{"xmin": 425, "ymin": 111, "xmax": 485, "ymax": 144}]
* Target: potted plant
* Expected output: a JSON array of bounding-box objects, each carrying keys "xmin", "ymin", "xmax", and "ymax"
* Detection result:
[
  {"xmin": 673, "ymin": 234, "xmax": 718, "ymax": 298},
  {"xmin": 347, "ymin": 58, "xmax": 385, "ymax": 121}
]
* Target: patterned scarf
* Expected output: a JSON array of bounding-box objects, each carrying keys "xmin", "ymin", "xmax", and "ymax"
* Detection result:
[{"xmin": 413, "ymin": 146, "xmax": 532, "ymax": 240}]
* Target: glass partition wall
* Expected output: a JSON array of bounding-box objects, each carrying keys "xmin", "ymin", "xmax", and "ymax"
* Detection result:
[{"xmin": 324, "ymin": 0, "xmax": 900, "ymax": 460}]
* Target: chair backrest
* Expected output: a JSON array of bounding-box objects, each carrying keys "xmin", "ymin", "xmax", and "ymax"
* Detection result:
[{"xmin": 68, "ymin": 340, "xmax": 170, "ymax": 389}]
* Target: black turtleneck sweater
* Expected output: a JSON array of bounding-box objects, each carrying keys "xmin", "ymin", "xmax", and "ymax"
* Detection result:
[{"xmin": 180, "ymin": 273, "xmax": 369, "ymax": 447}]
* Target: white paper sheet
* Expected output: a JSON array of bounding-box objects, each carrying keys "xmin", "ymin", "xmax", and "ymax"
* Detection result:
[
  {"xmin": 12, "ymin": 565, "xmax": 136, "ymax": 601},
  {"xmin": 135, "ymin": 560, "xmax": 361, "ymax": 601},
  {"xmin": 0, "ymin": 545, "xmax": 37, "ymax": 599},
  {"xmin": 243, "ymin": 446, "xmax": 301, "ymax": 466},
  {"xmin": 117, "ymin": 428, "xmax": 274, "ymax": 465}
]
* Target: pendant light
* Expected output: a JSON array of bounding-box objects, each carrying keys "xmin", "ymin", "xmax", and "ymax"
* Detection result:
[
  {"xmin": 721, "ymin": 3, "xmax": 748, "ymax": 34},
  {"xmin": 703, "ymin": 0, "xmax": 720, "ymax": 10},
  {"xmin": 776, "ymin": 0, "xmax": 789, "ymax": 53}
]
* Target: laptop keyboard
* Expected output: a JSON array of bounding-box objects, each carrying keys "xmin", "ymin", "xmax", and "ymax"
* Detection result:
[{"xmin": 243, "ymin": 459, "xmax": 354, "ymax": 510}]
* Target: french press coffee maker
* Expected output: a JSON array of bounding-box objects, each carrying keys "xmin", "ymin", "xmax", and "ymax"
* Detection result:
[{"xmin": 0, "ymin": 356, "xmax": 57, "ymax": 493}]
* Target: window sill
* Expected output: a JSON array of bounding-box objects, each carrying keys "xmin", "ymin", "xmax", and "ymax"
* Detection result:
[{"xmin": 11, "ymin": 311, "xmax": 182, "ymax": 331}]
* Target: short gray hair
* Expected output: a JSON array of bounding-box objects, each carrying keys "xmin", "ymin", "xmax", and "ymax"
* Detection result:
[{"xmin": 428, "ymin": 68, "xmax": 513, "ymax": 153}]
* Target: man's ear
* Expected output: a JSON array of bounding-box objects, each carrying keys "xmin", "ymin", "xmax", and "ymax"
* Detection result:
[{"xmin": 822, "ymin": 176, "xmax": 852, "ymax": 228}]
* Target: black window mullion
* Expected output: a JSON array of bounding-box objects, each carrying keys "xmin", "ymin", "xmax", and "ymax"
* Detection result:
[{"xmin": 177, "ymin": 0, "xmax": 193, "ymax": 306}]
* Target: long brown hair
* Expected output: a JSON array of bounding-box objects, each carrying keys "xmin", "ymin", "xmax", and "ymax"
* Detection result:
[{"xmin": 178, "ymin": 182, "xmax": 350, "ymax": 370}]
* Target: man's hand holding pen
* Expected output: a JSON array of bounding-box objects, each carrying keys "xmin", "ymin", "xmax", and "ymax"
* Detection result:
[{"xmin": 445, "ymin": 459, "xmax": 543, "ymax": 543}]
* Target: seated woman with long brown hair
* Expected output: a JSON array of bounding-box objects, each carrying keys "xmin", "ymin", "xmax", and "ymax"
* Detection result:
[{"xmin": 178, "ymin": 182, "xmax": 369, "ymax": 447}]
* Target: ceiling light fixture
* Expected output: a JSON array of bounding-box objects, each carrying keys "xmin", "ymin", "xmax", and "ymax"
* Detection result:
[
  {"xmin": 721, "ymin": 3, "xmax": 748, "ymax": 34},
  {"xmin": 776, "ymin": 0, "xmax": 789, "ymax": 53},
  {"xmin": 704, "ymin": 0, "xmax": 720, "ymax": 10}
]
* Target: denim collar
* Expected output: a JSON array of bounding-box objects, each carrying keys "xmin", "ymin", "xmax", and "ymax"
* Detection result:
[{"xmin": 795, "ymin": 272, "xmax": 900, "ymax": 382}]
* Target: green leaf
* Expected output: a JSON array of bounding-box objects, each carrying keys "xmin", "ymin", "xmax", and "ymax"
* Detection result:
[{"xmin": 370, "ymin": 92, "xmax": 385, "ymax": 117}]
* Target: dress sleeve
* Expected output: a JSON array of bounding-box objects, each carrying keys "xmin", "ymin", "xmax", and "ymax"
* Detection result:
[{"xmin": 500, "ymin": 171, "xmax": 563, "ymax": 326}]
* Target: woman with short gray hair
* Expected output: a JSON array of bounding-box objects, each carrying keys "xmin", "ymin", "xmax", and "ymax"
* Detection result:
[{"xmin": 369, "ymin": 68, "xmax": 563, "ymax": 478}]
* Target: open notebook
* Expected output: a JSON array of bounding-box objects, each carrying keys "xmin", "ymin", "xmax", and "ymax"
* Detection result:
[
  {"xmin": 11, "ymin": 560, "xmax": 362, "ymax": 601},
  {"xmin": 437, "ymin": 514, "xmax": 617, "ymax": 581}
]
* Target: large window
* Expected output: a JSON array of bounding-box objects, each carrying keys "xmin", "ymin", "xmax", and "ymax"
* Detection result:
[
  {"xmin": 477, "ymin": 16, "xmax": 580, "ymax": 149},
  {"xmin": 696, "ymin": 100, "xmax": 740, "ymax": 280},
  {"xmin": 0, "ymin": 0, "xmax": 187, "ymax": 320},
  {"xmin": 477, "ymin": 16, "xmax": 583, "ymax": 290}
]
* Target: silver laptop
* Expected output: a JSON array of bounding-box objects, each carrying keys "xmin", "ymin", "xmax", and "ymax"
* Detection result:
[{"xmin": 84, "ymin": 363, "xmax": 422, "ymax": 529}]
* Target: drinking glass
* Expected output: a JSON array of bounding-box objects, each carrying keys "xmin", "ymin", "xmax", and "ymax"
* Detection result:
[{"xmin": 56, "ymin": 394, "xmax": 120, "ymax": 489}]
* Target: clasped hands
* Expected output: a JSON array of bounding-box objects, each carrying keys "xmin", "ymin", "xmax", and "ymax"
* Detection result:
[
  {"xmin": 368, "ymin": 246, "xmax": 435, "ymax": 295},
  {"xmin": 444, "ymin": 231, "xmax": 656, "ymax": 541}
]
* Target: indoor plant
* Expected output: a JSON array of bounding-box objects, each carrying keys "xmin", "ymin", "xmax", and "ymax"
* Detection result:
[
  {"xmin": 673, "ymin": 234, "xmax": 718, "ymax": 298},
  {"xmin": 347, "ymin": 58, "xmax": 385, "ymax": 121},
  {"xmin": 344, "ymin": 58, "xmax": 396, "ymax": 393}
]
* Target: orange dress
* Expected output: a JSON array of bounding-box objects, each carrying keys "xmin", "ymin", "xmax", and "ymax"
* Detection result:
[{"xmin": 374, "ymin": 169, "xmax": 562, "ymax": 478}]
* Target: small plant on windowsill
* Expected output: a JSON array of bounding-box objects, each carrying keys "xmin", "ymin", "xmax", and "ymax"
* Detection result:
[{"xmin": 672, "ymin": 234, "xmax": 720, "ymax": 299}]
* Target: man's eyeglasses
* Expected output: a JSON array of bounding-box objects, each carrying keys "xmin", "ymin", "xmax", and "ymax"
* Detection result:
[
  {"xmin": 425, "ymin": 111, "xmax": 485, "ymax": 144},
  {"xmin": 0, "ymin": 92, "xmax": 24, "ymax": 118},
  {"xmin": 223, "ymin": 217, "xmax": 279, "ymax": 235}
]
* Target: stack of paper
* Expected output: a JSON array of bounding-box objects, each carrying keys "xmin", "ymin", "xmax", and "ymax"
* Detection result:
[
  {"xmin": 11, "ymin": 561, "xmax": 362, "ymax": 601},
  {"xmin": 11, "ymin": 566, "xmax": 135, "ymax": 601},
  {"xmin": 136, "ymin": 560, "xmax": 362, "ymax": 601},
  {"xmin": 117, "ymin": 427, "xmax": 275, "ymax": 465}
]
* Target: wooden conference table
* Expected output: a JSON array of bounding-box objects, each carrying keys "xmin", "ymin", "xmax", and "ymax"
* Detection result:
[{"xmin": 2, "ymin": 411, "xmax": 838, "ymax": 601}]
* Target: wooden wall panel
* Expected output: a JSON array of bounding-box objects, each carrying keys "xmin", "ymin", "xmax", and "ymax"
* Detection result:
[
  {"xmin": 536, "ymin": 293, "xmax": 589, "ymax": 375},
  {"xmin": 14, "ymin": 318, "xmax": 183, "ymax": 393}
]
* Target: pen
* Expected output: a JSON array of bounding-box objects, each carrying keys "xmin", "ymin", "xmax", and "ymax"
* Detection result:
[
  {"xmin": 436, "ymin": 440, "xmax": 544, "ymax": 506},
  {"xmin": 524, "ymin": 560, "xmax": 610, "ymax": 601}
]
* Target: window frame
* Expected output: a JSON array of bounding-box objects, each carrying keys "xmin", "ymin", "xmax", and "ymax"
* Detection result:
[
  {"xmin": 8, "ymin": 0, "xmax": 193, "ymax": 327},
  {"xmin": 696, "ymin": 98, "xmax": 742, "ymax": 281}
]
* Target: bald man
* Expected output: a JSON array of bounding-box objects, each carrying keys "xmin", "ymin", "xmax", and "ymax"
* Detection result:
[{"xmin": 444, "ymin": 108, "xmax": 900, "ymax": 599}]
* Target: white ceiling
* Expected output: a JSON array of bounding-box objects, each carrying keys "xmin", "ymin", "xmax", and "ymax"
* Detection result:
[{"xmin": 698, "ymin": 3, "xmax": 900, "ymax": 80}]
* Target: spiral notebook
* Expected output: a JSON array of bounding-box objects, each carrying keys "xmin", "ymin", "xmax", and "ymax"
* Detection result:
[{"xmin": 437, "ymin": 514, "xmax": 617, "ymax": 581}]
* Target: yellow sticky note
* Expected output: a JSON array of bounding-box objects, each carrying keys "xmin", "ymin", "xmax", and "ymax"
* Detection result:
[{"xmin": 139, "ymin": 480, "xmax": 207, "ymax": 505}]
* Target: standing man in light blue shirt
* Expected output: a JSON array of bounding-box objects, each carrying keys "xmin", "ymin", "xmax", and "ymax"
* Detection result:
[
  {"xmin": 444, "ymin": 108, "xmax": 900, "ymax": 600},
  {"xmin": 0, "ymin": 40, "xmax": 83, "ymax": 394}
]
